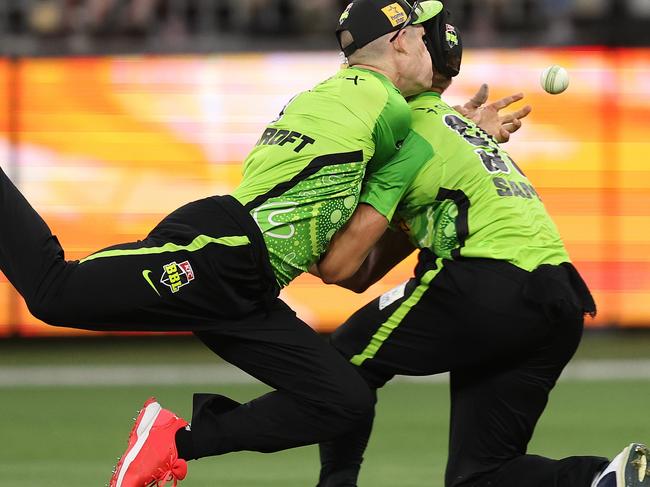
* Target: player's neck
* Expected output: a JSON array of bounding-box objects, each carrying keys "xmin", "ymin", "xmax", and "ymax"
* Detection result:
[
  {"xmin": 348, "ymin": 63, "xmax": 419, "ymax": 97},
  {"xmin": 351, "ymin": 63, "xmax": 393, "ymax": 81}
]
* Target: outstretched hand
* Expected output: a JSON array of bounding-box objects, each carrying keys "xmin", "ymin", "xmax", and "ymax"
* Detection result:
[{"xmin": 454, "ymin": 84, "xmax": 532, "ymax": 143}]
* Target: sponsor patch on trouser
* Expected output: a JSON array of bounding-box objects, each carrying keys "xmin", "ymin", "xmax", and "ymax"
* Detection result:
[
  {"xmin": 379, "ymin": 281, "xmax": 407, "ymax": 310},
  {"xmin": 161, "ymin": 260, "xmax": 195, "ymax": 293}
]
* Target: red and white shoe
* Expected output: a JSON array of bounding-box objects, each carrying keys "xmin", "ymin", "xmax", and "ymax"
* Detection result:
[{"xmin": 109, "ymin": 397, "xmax": 189, "ymax": 487}]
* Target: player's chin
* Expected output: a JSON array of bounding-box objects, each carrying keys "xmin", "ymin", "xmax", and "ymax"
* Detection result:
[{"xmin": 413, "ymin": 71, "xmax": 434, "ymax": 95}]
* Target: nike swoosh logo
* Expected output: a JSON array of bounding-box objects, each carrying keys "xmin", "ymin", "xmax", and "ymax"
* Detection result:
[{"xmin": 142, "ymin": 270, "xmax": 161, "ymax": 297}]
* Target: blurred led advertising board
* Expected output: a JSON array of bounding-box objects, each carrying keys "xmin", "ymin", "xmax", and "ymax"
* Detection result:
[
  {"xmin": 0, "ymin": 49, "xmax": 648, "ymax": 335},
  {"xmin": 0, "ymin": 58, "xmax": 11, "ymax": 337}
]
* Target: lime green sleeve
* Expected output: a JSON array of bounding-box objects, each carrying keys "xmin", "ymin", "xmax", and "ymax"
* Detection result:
[
  {"xmin": 367, "ymin": 87, "xmax": 412, "ymax": 174},
  {"xmin": 360, "ymin": 130, "xmax": 434, "ymax": 221}
]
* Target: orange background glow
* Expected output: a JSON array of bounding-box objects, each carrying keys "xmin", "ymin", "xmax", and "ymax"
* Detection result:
[{"xmin": 0, "ymin": 48, "xmax": 649, "ymax": 336}]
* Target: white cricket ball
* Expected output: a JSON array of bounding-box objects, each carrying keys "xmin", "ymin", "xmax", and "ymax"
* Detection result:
[{"xmin": 540, "ymin": 65, "xmax": 569, "ymax": 95}]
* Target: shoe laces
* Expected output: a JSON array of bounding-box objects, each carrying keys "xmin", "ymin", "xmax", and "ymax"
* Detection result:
[{"xmin": 146, "ymin": 454, "xmax": 185, "ymax": 487}]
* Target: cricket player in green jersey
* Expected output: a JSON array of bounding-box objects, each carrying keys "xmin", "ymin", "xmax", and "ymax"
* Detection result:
[
  {"xmin": 0, "ymin": 1, "xmax": 472, "ymax": 485},
  {"xmin": 314, "ymin": 8, "xmax": 649, "ymax": 487}
]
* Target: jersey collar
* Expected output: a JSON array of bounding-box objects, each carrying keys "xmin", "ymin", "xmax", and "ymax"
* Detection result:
[{"xmin": 422, "ymin": 90, "xmax": 442, "ymax": 99}]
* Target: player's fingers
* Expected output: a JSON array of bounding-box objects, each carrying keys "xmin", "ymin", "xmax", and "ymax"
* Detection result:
[
  {"xmin": 453, "ymin": 105, "xmax": 470, "ymax": 116},
  {"xmin": 510, "ymin": 104, "xmax": 532, "ymax": 120},
  {"xmin": 464, "ymin": 83, "xmax": 489, "ymax": 109},
  {"xmin": 499, "ymin": 106, "xmax": 532, "ymax": 125},
  {"xmin": 497, "ymin": 128, "xmax": 511, "ymax": 143},
  {"xmin": 503, "ymin": 118, "xmax": 523, "ymax": 133},
  {"xmin": 499, "ymin": 113, "xmax": 517, "ymax": 124},
  {"xmin": 489, "ymin": 92, "xmax": 524, "ymax": 111}
]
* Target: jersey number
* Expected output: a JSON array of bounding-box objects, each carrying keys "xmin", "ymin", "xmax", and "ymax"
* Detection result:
[{"xmin": 444, "ymin": 115, "xmax": 526, "ymax": 177}]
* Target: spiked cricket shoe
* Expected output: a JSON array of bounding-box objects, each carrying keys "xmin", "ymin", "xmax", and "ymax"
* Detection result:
[
  {"xmin": 109, "ymin": 397, "xmax": 188, "ymax": 487},
  {"xmin": 594, "ymin": 443, "xmax": 650, "ymax": 487}
]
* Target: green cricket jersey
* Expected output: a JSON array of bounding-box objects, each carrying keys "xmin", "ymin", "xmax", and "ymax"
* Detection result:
[
  {"xmin": 365, "ymin": 91, "xmax": 569, "ymax": 271},
  {"xmin": 232, "ymin": 67, "xmax": 426, "ymax": 287}
]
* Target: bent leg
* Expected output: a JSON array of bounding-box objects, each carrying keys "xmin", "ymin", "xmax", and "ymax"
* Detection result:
[
  {"xmin": 317, "ymin": 267, "xmax": 459, "ymax": 487},
  {"xmin": 188, "ymin": 302, "xmax": 375, "ymax": 456},
  {"xmin": 318, "ymin": 257, "xmax": 610, "ymax": 487},
  {"xmin": 446, "ymin": 316, "xmax": 608, "ymax": 487}
]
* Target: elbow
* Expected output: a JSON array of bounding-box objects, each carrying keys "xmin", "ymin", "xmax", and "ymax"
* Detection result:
[
  {"xmin": 318, "ymin": 265, "xmax": 352, "ymax": 285},
  {"xmin": 319, "ymin": 268, "xmax": 349, "ymax": 286},
  {"xmin": 324, "ymin": 277, "xmax": 370, "ymax": 294},
  {"xmin": 320, "ymin": 268, "xmax": 372, "ymax": 294},
  {"xmin": 347, "ymin": 281, "xmax": 371, "ymax": 294}
]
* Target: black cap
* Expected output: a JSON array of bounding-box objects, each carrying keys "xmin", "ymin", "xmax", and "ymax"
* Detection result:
[
  {"xmin": 337, "ymin": 0, "xmax": 443, "ymax": 57},
  {"xmin": 422, "ymin": 7, "xmax": 463, "ymax": 77}
]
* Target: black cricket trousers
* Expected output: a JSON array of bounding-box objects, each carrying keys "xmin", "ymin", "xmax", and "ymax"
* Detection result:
[
  {"xmin": 318, "ymin": 251, "xmax": 609, "ymax": 487},
  {"xmin": 0, "ymin": 167, "xmax": 373, "ymax": 456}
]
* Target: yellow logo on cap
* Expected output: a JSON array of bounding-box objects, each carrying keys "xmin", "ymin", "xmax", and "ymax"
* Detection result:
[{"xmin": 381, "ymin": 3, "xmax": 407, "ymax": 27}]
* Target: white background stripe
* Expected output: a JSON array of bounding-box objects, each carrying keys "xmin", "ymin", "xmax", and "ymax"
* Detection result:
[{"xmin": 1, "ymin": 359, "xmax": 650, "ymax": 387}]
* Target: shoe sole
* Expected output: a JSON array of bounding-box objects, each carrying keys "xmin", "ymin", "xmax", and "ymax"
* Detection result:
[
  {"xmin": 114, "ymin": 400, "xmax": 163, "ymax": 487},
  {"xmin": 622, "ymin": 443, "xmax": 650, "ymax": 486}
]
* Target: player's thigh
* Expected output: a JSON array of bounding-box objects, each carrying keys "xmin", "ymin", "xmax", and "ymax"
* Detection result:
[
  {"xmin": 41, "ymin": 198, "xmax": 269, "ymax": 330},
  {"xmin": 332, "ymin": 257, "xmax": 570, "ymax": 391},
  {"xmin": 330, "ymin": 275, "xmax": 461, "ymax": 388},
  {"xmin": 40, "ymin": 238, "xmax": 247, "ymax": 329}
]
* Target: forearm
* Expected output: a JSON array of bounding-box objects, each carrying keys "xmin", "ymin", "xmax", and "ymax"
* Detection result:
[
  {"xmin": 316, "ymin": 204, "xmax": 389, "ymax": 285},
  {"xmin": 336, "ymin": 228, "xmax": 415, "ymax": 293}
]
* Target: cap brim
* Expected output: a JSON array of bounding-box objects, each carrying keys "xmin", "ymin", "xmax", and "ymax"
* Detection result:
[{"xmin": 412, "ymin": 1, "xmax": 444, "ymax": 25}]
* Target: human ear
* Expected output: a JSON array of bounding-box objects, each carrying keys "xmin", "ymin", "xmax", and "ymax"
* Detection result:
[{"xmin": 391, "ymin": 29, "xmax": 410, "ymax": 54}]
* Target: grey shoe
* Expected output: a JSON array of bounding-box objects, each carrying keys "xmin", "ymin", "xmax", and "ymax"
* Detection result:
[{"xmin": 595, "ymin": 444, "xmax": 650, "ymax": 487}]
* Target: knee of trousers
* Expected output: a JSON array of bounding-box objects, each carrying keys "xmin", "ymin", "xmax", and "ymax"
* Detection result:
[
  {"xmin": 445, "ymin": 477, "xmax": 472, "ymax": 487},
  {"xmin": 323, "ymin": 379, "xmax": 375, "ymax": 431},
  {"xmin": 547, "ymin": 315, "xmax": 585, "ymax": 365},
  {"xmin": 25, "ymin": 295, "xmax": 71, "ymax": 328},
  {"xmin": 445, "ymin": 467, "xmax": 493, "ymax": 487}
]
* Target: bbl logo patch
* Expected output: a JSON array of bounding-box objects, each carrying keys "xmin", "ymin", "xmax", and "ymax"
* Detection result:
[
  {"xmin": 381, "ymin": 3, "xmax": 407, "ymax": 27},
  {"xmin": 339, "ymin": 3, "xmax": 353, "ymax": 24},
  {"xmin": 446, "ymin": 24, "xmax": 459, "ymax": 47},
  {"xmin": 160, "ymin": 260, "xmax": 195, "ymax": 293}
]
